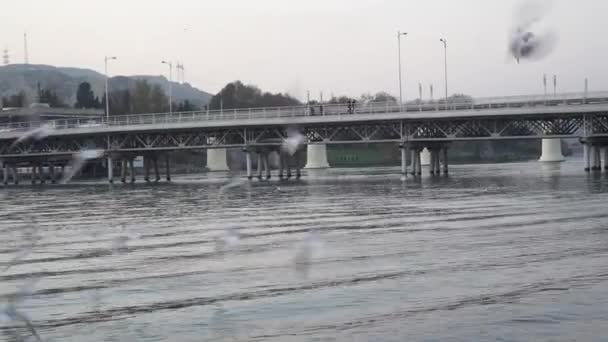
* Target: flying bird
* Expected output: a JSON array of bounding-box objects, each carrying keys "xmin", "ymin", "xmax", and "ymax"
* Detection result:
[
  {"xmin": 60, "ymin": 149, "xmax": 105, "ymax": 184},
  {"xmin": 509, "ymin": 0, "xmax": 558, "ymax": 63},
  {"xmin": 10, "ymin": 124, "xmax": 53, "ymax": 149}
]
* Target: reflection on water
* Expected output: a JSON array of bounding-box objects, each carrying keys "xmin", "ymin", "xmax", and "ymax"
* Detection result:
[{"xmin": 1, "ymin": 161, "xmax": 608, "ymax": 341}]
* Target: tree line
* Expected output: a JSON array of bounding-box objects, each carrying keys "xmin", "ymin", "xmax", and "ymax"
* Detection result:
[{"xmin": 1, "ymin": 80, "xmax": 198, "ymax": 115}]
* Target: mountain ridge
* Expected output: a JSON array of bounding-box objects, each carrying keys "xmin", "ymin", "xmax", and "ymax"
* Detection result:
[{"xmin": 0, "ymin": 64, "xmax": 212, "ymax": 108}]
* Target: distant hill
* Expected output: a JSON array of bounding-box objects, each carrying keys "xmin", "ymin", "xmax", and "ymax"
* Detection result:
[{"xmin": 0, "ymin": 64, "xmax": 212, "ymax": 108}]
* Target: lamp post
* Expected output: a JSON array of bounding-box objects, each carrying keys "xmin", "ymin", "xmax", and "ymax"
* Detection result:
[
  {"xmin": 162, "ymin": 60, "xmax": 173, "ymax": 113},
  {"xmin": 553, "ymin": 74, "xmax": 557, "ymax": 97},
  {"xmin": 439, "ymin": 38, "xmax": 448, "ymax": 109},
  {"xmin": 397, "ymin": 31, "xmax": 407, "ymax": 109},
  {"xmin": 104, "ymin": 56, "xmax": 117, "ymax": 183},
  {"xmin": 104, "ymin": 56, "xmax": 117, "ymax": 119}
]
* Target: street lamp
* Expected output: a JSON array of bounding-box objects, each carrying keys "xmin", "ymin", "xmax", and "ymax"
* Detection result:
[
  {"xmin": 553, "ymin": 74, "xmax": 557, "ymax": 96},
  {"xmin": 439, "ymin": 38, "xmax": 448, "ymax": 109},
  {"xmin": 104, "ymin": 56, "xmax": 117, "ymax": 184},
  {"xmin": 162, "ymin": 60, "xmax": 173, "ymax": 113},
  {"xmin": 104, "ymin": 56, "xmax": 117, "ymax": 119},
  {"xmin": 397, "ymin": 31, "xmax": 407, "ymax": 109}
]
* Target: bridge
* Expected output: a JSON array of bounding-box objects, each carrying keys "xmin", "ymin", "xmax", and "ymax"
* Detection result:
[{"xmin": 1, "ymin": 91, "xmax": 608, "ymax": 184}]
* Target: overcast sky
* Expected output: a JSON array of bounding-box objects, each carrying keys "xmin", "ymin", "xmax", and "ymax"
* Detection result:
[{"xmin": 1, "ymin": 0, "xmax": 606, "ymax": 101}]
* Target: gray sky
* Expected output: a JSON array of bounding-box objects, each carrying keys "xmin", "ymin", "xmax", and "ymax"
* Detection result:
[{"xmin": 1, "ymin": 0, "xmax": 607, "ymax": 101}]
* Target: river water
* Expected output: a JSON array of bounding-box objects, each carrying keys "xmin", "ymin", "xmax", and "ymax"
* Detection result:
[{"xmin": 1, "ymin": 161, "xmax": 608, "ymax": 341}]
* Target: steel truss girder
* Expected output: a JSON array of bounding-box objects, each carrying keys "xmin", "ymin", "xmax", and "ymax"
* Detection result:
[{"xmin": 0, "ymin": 116, "xmax": 596, "ymax": 158}]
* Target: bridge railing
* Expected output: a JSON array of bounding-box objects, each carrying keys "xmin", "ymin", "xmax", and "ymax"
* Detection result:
[{"xmin": 1, "ymin": 91, "xmax": 608, "ymax": 134}]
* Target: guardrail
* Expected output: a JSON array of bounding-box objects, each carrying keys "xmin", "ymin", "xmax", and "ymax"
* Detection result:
[{"xmin": 1, "ymin": 91, "xmax": 608, "ymax": 134}]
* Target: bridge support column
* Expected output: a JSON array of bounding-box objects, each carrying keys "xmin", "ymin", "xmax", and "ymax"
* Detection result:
[
  {"xmin": 128, "ymin": 159, "xmax": 135, "ymax": 183},
  {"xmin": 3, "ymin": 163, "xmax": 8, "ymax": 185},
  {"xmin": 12, "ymin": 167, "xmax": 19, "ymax": 185},
  {"xmin": 434, "ymin": 150, "xmax": 440, "ymax": 175},
  {"xmin": 435, "ymin": 150, "xmax": 442, "ymax": 175},
  {"xmin": 305, "ymin": 144, "xmax": 330, "ymax": 169},
  {"xmin": 49, "ymin": 163, "xmax": 56, "ymax": 184},
  {"xmin": 416, "ymin": 150, "xmax": 422, "ymax": 176},
  {"xmin": 256, "ymin": 154, "xmax": 263, "ymax": 180},
  {"xmin": 539, "ymin": 139, "xmax": 565, "ymax": 162},
  {"xmin": 604, "ymin": 147, "xmax": 608, "ymax": 171},
  {"xmin": 121, "ymin": 160, "xmax": 127, "ymax": 183},
  {"xmin": 207, "ymin": 148, "xmax": 230, "ymax": 172},
  {"xmin": 286, "ymin": 154, "xmax": 293, "ymax": 179},
  {"xmin": 410, "ymin": 150, "xmax": 417, "ymax": 176},
  {"xmin": 590, "ymin": 145, "xmax": 596, "ymax": 171},
  {"xmin": 278, "ymin": 152, "xmax": 285, "ymax": 179},
  {"xmin": 400, "ymin": 146, "xmax": 407, "ymax": 175},
  {"xmin": 429, "ymin": 150, "xmax": 436, "ymax": 175},
  {"xmin": 442, "ymin": 148, "xmax": 449, "ymax": 175},
  {"xmin": 31, "ymin": 165, "xmax": 38, "ymax": 184},
  {"xmin": 40, "ymin": 165, "xmax": 46, "ymax": 183},
  {"xmin": 594, "ymin": 146, "xmax": 602, "ymax": 171},
  {"xmin": 153, "ymin": 157, "xmax": 160, "ymax": 182},
  {"xmin": 295, "ymin": 152, "xmax": 302, "ymax": 179},
  {"xmin": 144, "ymin": 157, "xmax": 151, "ymax": 183},
  {"xmin": 420, "ymin": 148, "xmax": 431, "ymax": 166},
  {"xmin": 245, "ymin": 151, "xmax": 253, "ymax": 180},
  {"xmin": 107, "ymin": 157, "xmax": 114, "ymax": 184},
  {"xmin": 584, "ymin": 144, "xmax": 591, "ymax": 172},
  {"xmin": 165, "ymin": 155, "xmax": 171, "ymax": 181},
  {"xmin": 263, "ymin": 153, "xmax": 271, "ymax": 180}
]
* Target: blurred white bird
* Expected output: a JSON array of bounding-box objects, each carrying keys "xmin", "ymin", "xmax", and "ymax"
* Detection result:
[
  {"xmin": 60, "ymin": 149, "xmax": 105, "ymax": 184},
  {"xmin": 281, "ymin": 129, "xmax": 306, "ymax": 156},
  {"xmin": 10, "ymin": 124, "xmax": 53, "ymax": 149},
  {"xmin": 293, "ymin": 231, "xmax": 323, "ymax": 277},
  {"xmin": 214, "ymin": 228, "xmax": 240, "ymax": 253},
  {"xmin": 218, "ymin": 177, "xmax": 248, "ymax": 194}
]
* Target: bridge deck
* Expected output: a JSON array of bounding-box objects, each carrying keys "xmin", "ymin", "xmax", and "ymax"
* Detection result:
[{"xmin": 0, "ymin": 91, "xmax": 607, "ymax": 140}]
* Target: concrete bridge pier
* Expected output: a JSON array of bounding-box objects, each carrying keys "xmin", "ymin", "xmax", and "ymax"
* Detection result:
[
  {"xmin": 410, "ymin": 150, "xmax": 417, "ymax": 176},
  {"xmin": 31, "ymin": 165, "xmax": 38, "ymax": 184},
  {"xmin": 416, "ymin": 150, "xmax": 422, "ymax": 176},
  {"xmin": 429, "ymin": 150, "xmax": 436, "ymax": 175},
  {"xmin": 295, "ymin": 151, "xmax": 302, "ymax": 179},
  {"xmin": 263, "ymin": 153, "xmax": 271, "ymax": 180},
  {"xmin": 442, "ymin": 147, "xmax": 449, "ymax": 175},
  {"xmin": 420, "ymin": 148, "xmax": 431, "ymax": 166},
  {"xmin": 144, "ymin": 157, "xmax": 151, "ymax": 183},
  {"xmin": 128, "ymin": 159, "xmax": 135, "ymax": 183},
  {"xmin": 256, "ymin": 153, "xmax": 263, "ymax": 180},
  {"xmin": 434, "ymin": 149, "xmax": 442, "ymax": 175},
  {"xmin": 121, "ymin": 159, "xmax": 127, "ymax": 183},
  {"xmin": 584, "ymin": 144, "xmax": 591, "ymax": 172},
  {"xmin": 593, "ymin": 145, "xmax": 602, "ymax": 171},
  {"xmin": 12, "ymin": 166, "xmax": 19, "ymax": 185},
  {"xmin": 400, "ymin": 145, "xmax": 409, "ymax": 175},
  {"xmin": 245, "ymin": 151, "xmax": 253, "ymax": 180},
  {"xmin": 49, "ymin": 163, "xmax": 56, "ymax": 184},
  {"xmin": 278, "ymin": 151, "xmax": 286, "ymax": 179},
  {"xmin": 39, "ymin": 165, "xmax": 47, "ymax": 184},
  {"xmin": 539, "ymin": 139, "xmax": 565, "ymax": 162},
  {"xmin": 2, "ymin": 163, "xmax": 8, "ymax": 185},
  {"xmin": 153, "ymin": 157, "xmax": 161, "ymax": 182},
  {"xmin": 305, "ymin": 144, "xmax": 330, "ymax": 169},
  {"xmin": 286, "ymin": 155, "xmax": 293, "ymax": 179},
  {"xmin": 107, "ymin": 157, "xmax": 114, "ymax": 184},
  {"xmin": 165, "ymin": 155, "xmax": 171, "ymax": 181},
  {"xmin": 207, "ymin": 148, "xmax": 230, "ymax": 172}
]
